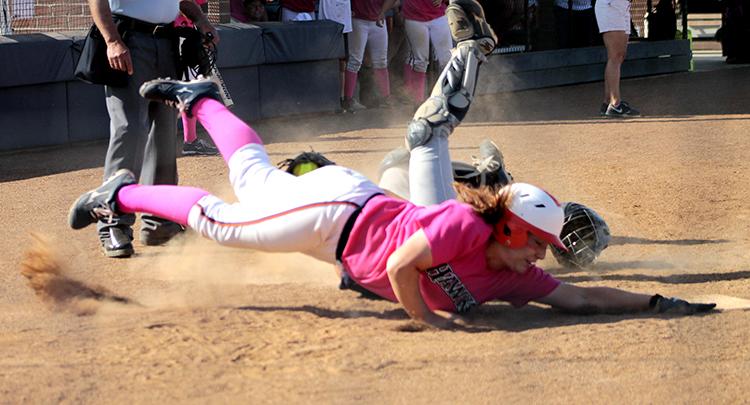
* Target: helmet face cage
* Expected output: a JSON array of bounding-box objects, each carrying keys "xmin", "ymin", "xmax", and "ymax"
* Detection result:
[{"xmin": 552, "ymin": 203, "xmax": 611, "ymax": 268}]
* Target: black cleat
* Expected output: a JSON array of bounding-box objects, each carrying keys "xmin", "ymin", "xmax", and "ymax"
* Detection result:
[
  {"xmin": 139, "ymin": 77, "xmax": 222, "ymax": 117},
  {"xmin": 101, "ymin": 226, "xmax": 135, "ymax": 258},
  {"xmin": 68, "ymin": 169, "xmax": 136, "ymax": 230}
]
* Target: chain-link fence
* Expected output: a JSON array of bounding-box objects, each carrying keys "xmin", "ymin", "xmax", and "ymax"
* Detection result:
[{"xmin": 1, "ymin": 0, "xmax": 229, "ymax": 34}]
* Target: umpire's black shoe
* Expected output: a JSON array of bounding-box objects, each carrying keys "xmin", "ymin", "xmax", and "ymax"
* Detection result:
[
  {"xmin": 139, "ymin": 77, "xmax": 222, "ymax": 117},
  {"xmin": 140, "ymin": 222, "xmax": 185, "ymax": 246},
  {"xmin": 68, "ymin": 169, "xmax": 136, "ymax": 230},
  {"xmin": 101, "ymin": 226, "xmax": 135, "ymax": 258}
]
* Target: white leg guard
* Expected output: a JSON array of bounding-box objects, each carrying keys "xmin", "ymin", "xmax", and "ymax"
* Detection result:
[{"xmin": 405, "ymin": 40, "xmax": 486, "ymax": 151}]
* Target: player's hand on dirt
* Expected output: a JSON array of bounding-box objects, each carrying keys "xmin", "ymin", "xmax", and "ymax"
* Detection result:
[
  {"xmin": 106, "ymin": 40, "xmax": 133, "ymax": 75},
  {"xmin": 422, "ymin": 310, "xmax": 469, "ymax": 330},
  {"xmin": 652, "ymin": 295, "xmax": 716, "ymax": 315}
]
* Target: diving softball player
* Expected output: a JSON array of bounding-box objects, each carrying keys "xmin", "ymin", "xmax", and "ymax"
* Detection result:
[{"xmin": 68, "ymin": 0, "xmax": 714, "ymax": 328}]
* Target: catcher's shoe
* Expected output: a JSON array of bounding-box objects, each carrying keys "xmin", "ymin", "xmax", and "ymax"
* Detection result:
[
  {"xmin": 139, "ymin": 77, "xmax": 222, "ymax": 117},
  {"xmin": 473, "ymin": 139, "xmax": 513, "ymax": 188},
  {"xmin": 68, "ymin": 169, "xmax": 136, "ymax": 230},
  {"xmin": 446, "ymin": 0, "xmax": 498, "ymax": 56}
]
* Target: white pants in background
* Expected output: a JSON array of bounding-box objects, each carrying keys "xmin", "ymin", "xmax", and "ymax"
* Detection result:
[
  {"xmin": 403, "ymin": 15, "xmax": 453, "ymax": 73},
  {"xmin": 347, "ymin": 18, "xmax": 389, "ymax": 72}
]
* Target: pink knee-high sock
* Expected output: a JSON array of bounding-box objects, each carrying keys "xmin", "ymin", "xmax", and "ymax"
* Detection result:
[
  {"xmin": 373, "ymin": 68, "xmax": 391, "ymax": 98},
  {"xmin": 116, "ymin": 184, "xmax": 209, "ymax": 226},
  {"xmin": 403, "ymin": 64, "xmax": 414, "ymax": 95},
  {"xmin": 411, "ymin": 71, "xmax": 426, "ymax": 104},
  {"xmin": 193, "ymin": 98, "xmax": 263, "ymax": 163},
  {"xmin": 344, "ymin": 70, "xmax": 358, "ymax": 100}
]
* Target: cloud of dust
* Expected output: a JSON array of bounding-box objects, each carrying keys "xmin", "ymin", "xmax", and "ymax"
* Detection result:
[
  {"xmin": 19, "ymin": 233, "xmax": 139, "ymax": 316},
  {"xmin": 130, "ymin": 231, "xmax": 339, "ymax": 308}
]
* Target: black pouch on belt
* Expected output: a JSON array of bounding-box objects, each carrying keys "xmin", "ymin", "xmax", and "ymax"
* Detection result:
[{"xmin": 74, "ymin": 23, "xmax": 129, "ymax": 87}]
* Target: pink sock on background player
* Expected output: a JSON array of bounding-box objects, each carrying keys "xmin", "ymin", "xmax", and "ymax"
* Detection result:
[
  {"xmin": 116, "ymin": 184, "xmax": 210, "ymax": 226},
  {"xmin": 373, "ymin": 68, "xmax": 391, "ymax": 98},
  {"xmin": 344, "ymin": 70, "xmax": 358, "ymax": 100},
  {"xmin": 411, "ymin": 71, "xmax": 426, "ymax": 104},
  {"xmin": 193, "ymin": 98, "xmax": 262, "ymax": 162},
  {"xmin": 403, "ymin": 64, "xmax": 414, "ymax": 96}
]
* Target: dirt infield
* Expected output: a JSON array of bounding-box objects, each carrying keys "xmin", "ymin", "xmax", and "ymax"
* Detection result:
[{"xmin": 1, "ymin": 65, "xmax": 749, "ymax": 403}]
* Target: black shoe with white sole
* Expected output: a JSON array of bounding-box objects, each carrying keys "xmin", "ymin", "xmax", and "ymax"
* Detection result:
[
  {"xmin": 68, "ymin": 169, "xmax": 136, "ymax": 230},
  {"xmin": 139, "ymin": 77, "xmax": 222, "ymax": 117}
]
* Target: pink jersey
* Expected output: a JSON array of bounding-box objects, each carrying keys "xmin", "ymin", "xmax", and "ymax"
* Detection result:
[
  {"xmin": 352, "ymin": 0, "xmax": 385, "ymax": 21},
  {"xmin": 401, "ymin": 0, "xmax": 447, "ymax": 22},
  {"xmin": 341, "ymin": 195, "xmax": 560, "ymax": 312},
  {"xmin": 282, "ymin": 0, "xmax": 316, "ymax": 13}
]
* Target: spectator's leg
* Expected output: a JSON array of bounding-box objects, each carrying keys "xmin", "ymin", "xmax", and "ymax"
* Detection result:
[{"xmin": 602, "ymin": 30, "xmax": 628, "ymax": 105}]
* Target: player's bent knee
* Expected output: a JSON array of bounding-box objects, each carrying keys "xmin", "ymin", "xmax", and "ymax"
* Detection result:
[{"xmin": 405, "ymin": 119, "xmax": 433, "ymax": 150}]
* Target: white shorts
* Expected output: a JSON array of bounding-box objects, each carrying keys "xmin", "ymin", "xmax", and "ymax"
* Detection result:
[
  {"xmin": 188, "ymin": 144, "xmax": 383, "ymax": 263},
  {"xmin": 595, "ymin": 0, "xmax": 631, "ymax": 35}
]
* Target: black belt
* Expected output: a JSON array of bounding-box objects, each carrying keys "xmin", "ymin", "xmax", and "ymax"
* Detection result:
[
  {"xmin": 114, "ymin": 15, "xmax": 176, "ymax": 37},
  {"xmin": 335, "ymin": 193, "xmax": 382, "ymax": 262}
]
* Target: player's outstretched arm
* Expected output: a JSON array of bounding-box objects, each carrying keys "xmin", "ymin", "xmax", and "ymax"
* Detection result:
[
  {"xmin": 386, "ymin": 230, "xmax": 466, "ymax": 329},
  {"xmin": 536, "ymin": 283, "xmax": 716, "ymax": 315}
]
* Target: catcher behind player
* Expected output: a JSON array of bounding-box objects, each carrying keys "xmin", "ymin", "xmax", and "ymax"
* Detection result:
[{"xmin": 68, "ymin": 0, "xmax": 714, "ymax": 329}]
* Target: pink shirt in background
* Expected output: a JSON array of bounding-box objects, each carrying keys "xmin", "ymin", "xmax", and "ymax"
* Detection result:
[
  {"xmin": 282, "ymin": 0, "xmax": 316, "ymax": 13},
  {"xmin": 351, "ymin": 0, "xmax": 385, "ymax": 21},
  {"xmin": 230, "ymin": 0, "xmax": 252, "ymax": 23},
  {"xmin": 342, "ymin": 196, "xmax": 560, "ymax": 313},
  {"xmin": 401, "ymin": 0, "xmax": 447, "ymax": 22}
]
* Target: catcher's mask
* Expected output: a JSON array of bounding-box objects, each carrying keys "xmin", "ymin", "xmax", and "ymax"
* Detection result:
[
  {"xmin": 551, "ymin": 202, "xmax": 611, "ymax": 268},
  {"xmin": 494, "ymin": 183, "xmax": 566, "ymax": 251}
]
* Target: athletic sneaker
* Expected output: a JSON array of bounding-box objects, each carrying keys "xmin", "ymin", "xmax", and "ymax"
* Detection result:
[
  {"xmin": 101, "ymin": 226, "xmax": 134, "ymax": 258},
  {"xmin": 68, "ymin": 169, "xmax": 136, "ymax": 230},
  {"xmin": 605, "ymin": 101, "xmax": 640, "ymax": 118},
  {"xmin": 473, "ymin": 139, "xmax": 513, "ymax": 188},
  {"xmin": 340, "ymin": 98, "xmax": 367, "ymax": 114},
  {"xmin": 139, "ymin": 77, "xmax": 222, "ymax": 116},
  {"xmin": 599, "ymin": 103, "xmax": 608, "ymax": 116},
  {"xmin": 182, "ymin": 139, "xmax": 219, "ymax": 156}
]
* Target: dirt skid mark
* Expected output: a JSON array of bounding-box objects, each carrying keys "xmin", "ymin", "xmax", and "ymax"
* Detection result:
[{"xmin": 19, "ymin": 233, "xmax": 139, "ymax": 315}]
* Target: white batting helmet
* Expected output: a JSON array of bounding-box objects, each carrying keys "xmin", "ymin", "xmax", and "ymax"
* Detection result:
[{"xmin": 494, "ymin": 183, "xmax": 566, "ymax": 250}]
